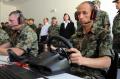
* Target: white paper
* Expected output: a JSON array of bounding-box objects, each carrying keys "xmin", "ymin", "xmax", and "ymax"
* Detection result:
[
  {"xmin": 46, "ymin": 73, "xmax": 83, "ymax": 79},
  {"xmin": 0, "ymin": 55, "xmax": 9, "ymax": 64}
]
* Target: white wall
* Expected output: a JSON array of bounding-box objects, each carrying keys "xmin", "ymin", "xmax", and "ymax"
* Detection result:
[
  {"xmin": 0, "ymin": 1, "xmax": 16, "ymax": 23},
  {"xmin": 1, "ymin": 0, "xmax": 117, "ymax": 28},
  {"xmin": 18, "ymin": 0, "xmax": 88, "ymax": 26},
  {"xmin": 17, "ymin": 0, "xmax": 117, "ymax": 27}
]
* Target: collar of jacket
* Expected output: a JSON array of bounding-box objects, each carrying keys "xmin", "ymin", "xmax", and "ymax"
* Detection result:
[{"xmin": 76, "ymin": 25, "xmax": 96, "ymax": 36}]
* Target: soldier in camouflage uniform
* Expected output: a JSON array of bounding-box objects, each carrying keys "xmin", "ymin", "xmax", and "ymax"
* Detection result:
[
  {"xmin": 0, "ymin": 28, "xmax": 9, "ymax": 45},
  {"xmin": 92, "ymin": 0, "xmax": 110, "ymax": 31},
  {"xmin": 0, "ymin": 10, "xmax": 38, "ymax": 57},
  {"xmin": 68, "ymin": 1, "xmax": 114, "ymax": 79},
  {"xmin": 48, "ymin": 17, "xmax": 60, "ymax": 37},
  {"xmin": 112, "ymin": 0, "xmax": 120, "ymax": 67}
]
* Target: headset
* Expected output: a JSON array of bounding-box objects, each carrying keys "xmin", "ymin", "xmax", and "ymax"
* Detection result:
[
  {"xmin": 75, "ymin": 1, "xmax": 97, "ymax": 21},
  {"xmin": 74, "ymin": 11, "xmax": 79, "ymax": 21},
  {"xmin": 9, "ymin": 10, "xmax": 25, "ymax": 25},
  {"xmin": 88, "ymin": 1, "xmax": 97, "ymax": 20}
]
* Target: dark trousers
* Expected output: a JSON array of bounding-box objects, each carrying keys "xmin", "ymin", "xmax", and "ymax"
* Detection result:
[
  {"xmin": 40, "ymin": 35, "xmax": 47, "ymax": 43},
  {"xmin": 38, "ymin": 35, "xmax": 47, "ymax": 54}
]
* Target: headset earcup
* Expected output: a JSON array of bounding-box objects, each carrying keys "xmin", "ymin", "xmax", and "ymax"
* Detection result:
[
  {"xmin": 91, "ymin": 9, "xmax": 97, "ymax": 20},
  {"xmin": 18, "ymin": 16, "xmax": 21, "ymax": 24},
  {"xmin": 17, "ymin": 14, "xmax": 25, "ymax": 24},
  {"xmin": 74, "ymin": 11, "xmax": 79, "ymax": 21}
]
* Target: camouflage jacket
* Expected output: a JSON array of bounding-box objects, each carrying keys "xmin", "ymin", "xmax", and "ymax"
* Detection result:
[
  {"xmin": 94, "ymin": 10, "xmax": 110, "ymax": 31},
  {"xmin": 48, "ymin": 25, "xmax": 60, "ymax": 37},
  {"xmin": 112, "ymin": 11, "xmax": 120, "ymax": 52},
  {"xmin": 0, "ymin": 28, "xmax": 9, "ymax": 45},
  {"xmin": 112, "ymin": 11, "xmax": 120, "ymax": 35},
  {"xmin": 71, "ymin": 24, "xmax": 114, "ymax": 78},
  {"xmin": 9, "ymin": 25, "xmax": 38, "ymax": 57}
]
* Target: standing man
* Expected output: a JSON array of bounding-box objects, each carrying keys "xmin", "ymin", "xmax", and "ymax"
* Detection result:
[
  {"xmin": 68, "ymin": 1, "xmax": 114, "ymax": 79},
  {"xmin": 0, "ymin": 10, "xmax": 38, "ymax": 57},
  {"xmin": 92, "ymin": 0, "xmax": 110, "ymax": 31},
  {"xmin": 28, "ymin": 18, "xmax": 37, "ymax": 32},
  {"xmin": 48, "ymin": 17, "xmax": 60, "ymax": 37},
  {"xmin": 112, "ymin": 0, "xmax": 120, "ymax": 67},
  {"xmin": 40, "ymin": 18, "xmax": 50, "ymax": 43},
  {"xmin": 39, "ymin": 18, "xmax": 50, "ymax": 53}
]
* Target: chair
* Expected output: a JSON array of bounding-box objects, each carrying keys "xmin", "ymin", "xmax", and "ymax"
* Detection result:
[{"xmin": 106, "ymin": 50, "xmax": 118, "ymax": 79}]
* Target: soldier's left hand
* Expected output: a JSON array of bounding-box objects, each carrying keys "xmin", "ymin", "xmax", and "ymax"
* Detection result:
[{"xmin": 68, "ymin": 48, "xmax": 85, "ymax": 65}]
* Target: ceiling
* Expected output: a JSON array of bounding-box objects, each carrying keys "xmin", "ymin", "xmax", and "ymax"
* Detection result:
[{"xmin": 0, "ymin": 0, "xmax": 28, "ymax": 6}]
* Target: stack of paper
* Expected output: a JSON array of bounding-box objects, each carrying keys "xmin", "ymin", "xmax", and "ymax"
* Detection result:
[
  {"xmin": 0, "ymin": 55, "xmax": 9, "ymax": 64},
  {"xmin": 46, "ymin": 73, "xmax": 83, "ymax": 79}
]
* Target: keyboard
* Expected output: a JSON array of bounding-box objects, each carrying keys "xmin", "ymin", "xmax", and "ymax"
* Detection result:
[{"xmin": 0, "ymin": 65, "xmax": 48, "ymax": 79}]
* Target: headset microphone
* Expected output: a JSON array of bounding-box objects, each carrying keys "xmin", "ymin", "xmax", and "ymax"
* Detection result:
[{"xmin": 84, "ymin": 20, "xmax": 92, "ymax": 24}]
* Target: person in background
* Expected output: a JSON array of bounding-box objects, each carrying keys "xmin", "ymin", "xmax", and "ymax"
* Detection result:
[
  {"xmin": 0, "ymin": 22, "xmax": 5, "ymax": 28},
  {"xmin": 112, "ymin": 0, "xmax": 120, "ymax": 68},
  {"xmin": 47, "ymin": 17, "xmax": 60, "ymax": 51},
  {"xmin": 24, "ymin": 18, "xmax": 29, "ymax": 25},
  {"xmin": 39, "ymin": 18, "xmax": 50, "ymax": 43},
  {"xmin": 68, "ymin": 1, "xmax": 114, "ymax": 79},
  {"xmin": 1, "ymin": 22, "xmax": 10, "ymax": 33},
  {"xmin": 59, "ymin": 13, "xmax": 75, "ymax": 39},
  {"xmin": 39, "ymin": 18, "xmax": 50, "ymax": 53},
  {"xmin": 74, "ymin": 11, "xmax": 81, "ymax": 31},
  {"xmin": 28, "ymin": 18, "xmax": 37, "ymax": 31},
  {"xmin": 48, "ymin": 17, "xmax": 60, "ymax": 37},
  {"xmin": 36, "ymin": 23, "xmax": 43, "ymax": 54},
  {"xmin": 92, "ymin": 0, "xmax": 110, "ymax": 31},
  {"xmin": 36, "ymin": 23, "xmax": 43, "ymax": 41}
]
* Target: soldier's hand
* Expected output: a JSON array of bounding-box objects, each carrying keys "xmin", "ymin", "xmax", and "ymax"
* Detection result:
[{"xmin": 68, "ymin": 48, "xmax": 84, "ymax": 65}]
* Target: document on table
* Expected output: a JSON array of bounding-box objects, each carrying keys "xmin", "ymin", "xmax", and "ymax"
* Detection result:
[
  {"xmin": 0, "ymin": 55, "xmax": 9, "ymax": 64},
  {"xmin": 45, "ymin": 73, "xmax": 84, "ymax": 79}
]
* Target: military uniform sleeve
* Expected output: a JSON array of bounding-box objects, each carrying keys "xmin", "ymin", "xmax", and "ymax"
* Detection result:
[
  {"xmin": 16, "ymin": 26, "xmax": 38, "ymax": 56},
  {"xmin": 99, "ymin": 32, "xmax": 114, "ymax": 59},
  {"xmin": 112, "ymin": 14, "xmax": 120, "ymax": 35},
  {"xmin": 0, "ymin": 29, "xmax": 9, "ymax": 45},
  {"xmin": 103, "ymin": 12, "xmax": 110, "ymax": 25}
]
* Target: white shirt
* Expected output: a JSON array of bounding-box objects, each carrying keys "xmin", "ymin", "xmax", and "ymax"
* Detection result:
[
  {"xmin": 63, "ymin": 21, "xmax": 70, "ymax": 29},
  {"xmin": 40, "ymin": 23, "xmax": 50, "ymax": 36}
]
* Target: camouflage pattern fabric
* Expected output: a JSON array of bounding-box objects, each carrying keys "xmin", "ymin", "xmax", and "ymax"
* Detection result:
[
  {"xmin": 112, "ymin": 11, "xmax": 120, "ymax": 68},
  {"xmin": 112, "ymin": 12, "xmax": 120, "ymax": 58},
  {"xmin": 94, "ymin": 10, "xmax": 110, "ymax": 31},
  {"xmin": 0, "ymin": 28, "xmax": 9, "ymax": 45},
  {"xmin": 10, "ymin": 25, "xmax": 38, "ymax": 57},
  {"xmin": 112, "ymin": 12, "xmax": 120, "ymax": 35},
  {"xmin": 71, "ymin": 24, "xmax": 114, "ymax": 78},
  {"xmin": 48, "ymin": 25, "xmax": 60, "ymax": 37}
]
